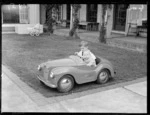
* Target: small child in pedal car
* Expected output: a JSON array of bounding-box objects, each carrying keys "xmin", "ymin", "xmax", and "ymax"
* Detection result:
[{"xmin": 75, "ymin": 41, "xmax": 96, "ymax": 67}]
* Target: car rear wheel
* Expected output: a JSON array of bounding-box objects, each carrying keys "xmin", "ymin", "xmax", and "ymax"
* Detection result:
[
  {"xmin": 97, "ymin": 69, "xmax": 110, "ymax": 84},
  {"xmin": 57, "ymin": 75, "xmax": 74, "ymax": 93}
]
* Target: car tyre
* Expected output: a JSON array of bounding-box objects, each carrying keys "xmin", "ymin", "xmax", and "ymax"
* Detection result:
[
  {"xmin": 97, "ymin": 69, "xmax": 110, "ymax": 84},
  {"xmin": 57, "ymin": 75, "xmax": 74, "ymax": 93}
]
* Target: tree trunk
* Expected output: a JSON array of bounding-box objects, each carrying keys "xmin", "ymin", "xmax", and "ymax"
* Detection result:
[
  {"xmin": 45, "ymin": 4, "xmax": 58, "ymax": 35},
  {"xmin": 99, "ymin": 5, "xmax": 107, "ymax": 43},
  {"xmin": 69, "ymin": 4, "xmax": 81, "ymax": 38},
  {"xmin": 46, "ymin": 10, "xmax": 54, "ymax": 34}
]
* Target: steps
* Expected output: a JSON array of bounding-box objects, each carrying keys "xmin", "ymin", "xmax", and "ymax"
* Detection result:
[{"xmin": 2, "ymin": 26, "xmax": 16, "ymax": 34}]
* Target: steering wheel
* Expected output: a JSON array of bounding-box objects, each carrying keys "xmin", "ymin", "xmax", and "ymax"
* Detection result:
[{"xmin": 75, "ymin": 53, "xmax": 82, "ymax": 59}]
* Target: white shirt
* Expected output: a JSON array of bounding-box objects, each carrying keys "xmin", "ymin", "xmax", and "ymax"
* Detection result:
[{"xmin": 77, "ymin": 49, "xmax": 96, "ymax": 66}]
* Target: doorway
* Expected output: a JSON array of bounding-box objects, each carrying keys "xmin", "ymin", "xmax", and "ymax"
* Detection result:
[
  {"xmin": 113, "ymin": 4, "xmax": 129, "ymax": 31},
  {"xmin": 87, "ymin": 4, "xmax": 97, "ymax": 22},
  {"xmin": 66, "ymin": 4, "xmax": 70, "ymax": 20}
]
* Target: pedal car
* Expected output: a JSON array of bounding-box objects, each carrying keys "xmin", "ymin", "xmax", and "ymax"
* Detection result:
[{"xmin": 37, "ymin": 55, "xmax": 115, "ymax": 93}]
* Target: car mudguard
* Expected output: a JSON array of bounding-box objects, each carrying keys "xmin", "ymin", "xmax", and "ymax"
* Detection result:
[
  {"xmin": 96, "ymin": 62, "xmax": 115, "ymax": 78},
  {"xmin": 51, "ymin": 66, "xmax": 78, "ymax": 84}
]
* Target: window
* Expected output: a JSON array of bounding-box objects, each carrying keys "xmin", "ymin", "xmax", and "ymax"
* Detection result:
[
  {"xmin": 113, "ymin": 4, "xmax": 129, "ymax": 31},
  {"xmin": 51, "ymin": 5, "xmax": 62, "ymax": 22},
  {"xmin": 87, "ymin": 4, "xmax": 97, "ymax": 22},
  {"xmin": 2, "ymin": 5, "xmax": 19, "ymax": 23},
  {"xmin": 56, "ymin": 5, "xmax": 61, "ymax": 21},
  {"xmin": 2, "ymin": 4, "xmax": 28, "ymax": 24},
  {"xmin": 19, "ymin": 5, "xmax": 29, "ymax": 24}
]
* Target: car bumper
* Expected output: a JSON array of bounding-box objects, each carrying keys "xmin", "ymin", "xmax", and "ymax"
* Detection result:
[{"xmin": 37, "ymin": 75, "xmax": 57, "ymax": 88}]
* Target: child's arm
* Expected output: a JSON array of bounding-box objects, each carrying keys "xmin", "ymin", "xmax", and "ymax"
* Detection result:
[
  {"xmin": 75, "ymin": 51, "xmax": 82, "ymax": 57},
  {"xmin": 74, "ymin": 52, "xmax": 78, "ymax": 55}
]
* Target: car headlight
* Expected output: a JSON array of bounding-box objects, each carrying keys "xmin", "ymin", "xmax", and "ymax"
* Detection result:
[{"xmin": 49, "ymin": 72, "xmax": 54, "ymax": 79}]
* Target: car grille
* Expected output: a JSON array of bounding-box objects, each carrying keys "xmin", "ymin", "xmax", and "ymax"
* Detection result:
[
  {"xmin": 38, "ymin": 68, "xmax": 44, "ymax": 77},
  {"xmin": 38, "ymin": 67, "xmax": 49, "ymax": 80}
]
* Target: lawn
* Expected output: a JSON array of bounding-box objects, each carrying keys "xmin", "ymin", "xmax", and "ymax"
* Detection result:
[{"xmin": 2, "ymin": 34, "xmax": 147, "ymax": 97}]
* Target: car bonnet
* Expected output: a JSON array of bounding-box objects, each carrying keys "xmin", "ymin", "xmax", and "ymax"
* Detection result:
[{"xmin": 43, "ymin": 58, "xmax": 77, "ymax": 69}]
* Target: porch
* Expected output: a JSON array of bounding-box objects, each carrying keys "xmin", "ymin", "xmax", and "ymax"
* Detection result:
[
  {"xmin": 54, "ymin": 28, "xmax": 147, "ymax": 53},
  {"xmin": 2, "ymin": 24, "xmax": 43, "ymax": 34}
]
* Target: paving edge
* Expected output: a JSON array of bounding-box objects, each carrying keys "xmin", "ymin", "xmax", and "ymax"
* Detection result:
[
  {"xmin": 53, "ymin": 77, "xmax": 147, "ymax": 103},
  {"xmin": 2, "ymin": 64, "xmax": 147, "ymax": 106},
  {"xmin": 2, "ymin": 65, "xmax": 49, "ymax": 106}
]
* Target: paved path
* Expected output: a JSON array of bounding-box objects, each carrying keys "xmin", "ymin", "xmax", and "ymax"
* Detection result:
[{"xmin": 2, "ymin": 65, "xmax": 147, "ymax": 113}]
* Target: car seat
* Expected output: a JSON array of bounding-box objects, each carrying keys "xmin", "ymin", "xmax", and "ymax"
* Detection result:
[{"xmin": 95, "ymin": 57, "xmax": 101, "ymax": 65}]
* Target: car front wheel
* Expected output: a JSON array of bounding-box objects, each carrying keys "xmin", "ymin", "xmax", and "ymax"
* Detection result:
[
  {"xmin": 57, "ymin": 75, "xmax": 74, "ymax": 93},
  {"xmin": 97, "ymin": 69, "xmax": 110, "ymax": 84}
]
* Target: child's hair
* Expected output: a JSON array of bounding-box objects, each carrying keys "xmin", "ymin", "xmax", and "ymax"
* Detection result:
[{"xmin": 79, "ymin": 41, "xmax": 88, "ymax": 47}]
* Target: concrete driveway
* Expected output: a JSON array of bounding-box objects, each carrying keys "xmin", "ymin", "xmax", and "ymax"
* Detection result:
[{"xmin": 2, "ymin": 70, "xmax": 147, "ymax": 113}]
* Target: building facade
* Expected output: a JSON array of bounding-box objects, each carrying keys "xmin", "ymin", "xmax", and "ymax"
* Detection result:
[
  {"xmin": 2, "ymin": 4, "xmax": 147, "ymax": 37},
  {"xmin": 2, "ymin": 4, "xmax": 42, "ymax": 34},
  {"xmin": 106, "ymin": 4, "xmax": 147, "ymax": 38}
]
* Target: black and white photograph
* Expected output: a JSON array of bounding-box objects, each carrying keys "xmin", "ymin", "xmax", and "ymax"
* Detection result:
[{"xmin": 1, "ymin": 4, "xmax": 147, "ymax": 113}]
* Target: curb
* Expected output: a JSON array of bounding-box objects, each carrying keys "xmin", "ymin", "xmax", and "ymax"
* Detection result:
[
  {"xmin": 2, "ymin": 65, "xmax": 50, "ymax": 106},
  {"xmin": 2, "ymin": 64, "xmax": 147, "ymax": 106}
]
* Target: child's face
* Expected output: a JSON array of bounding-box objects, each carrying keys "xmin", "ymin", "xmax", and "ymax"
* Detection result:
[{"xmin": 81, "ymin": 46, "xmax": 88, "ymax": 51}]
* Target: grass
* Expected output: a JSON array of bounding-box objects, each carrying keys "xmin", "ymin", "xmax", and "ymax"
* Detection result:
[{"xmin": 2, "ymin": 34, "xmax": 147, "ymax": 97}]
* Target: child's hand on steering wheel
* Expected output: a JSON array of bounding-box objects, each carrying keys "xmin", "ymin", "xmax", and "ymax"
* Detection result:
[{"xmin": 74, "ymin": 52, "xmax": 78, "ymax": 55}]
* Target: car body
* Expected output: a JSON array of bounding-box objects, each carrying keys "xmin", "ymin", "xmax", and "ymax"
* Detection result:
[{"xmin": 37, "ymin": 55, "xmax": 115, "ymax": 93}]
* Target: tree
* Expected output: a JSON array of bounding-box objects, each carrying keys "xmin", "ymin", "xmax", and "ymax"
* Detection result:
[
  {"xmin": 45, "ymin": 4, "xmax": 61, "ymax": 34},
  {"xmin": 98, "ymin": 4, "xmax": 112, "ymax": 43},
  {"xmin": 69, "ymin": 4, "xmax": 81, "ymax": 38}
]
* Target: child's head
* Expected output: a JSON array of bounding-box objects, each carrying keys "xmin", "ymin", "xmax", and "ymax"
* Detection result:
[{"xmin": 79, "ymin": 41, "xmax": 88, "ymax": 51}]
